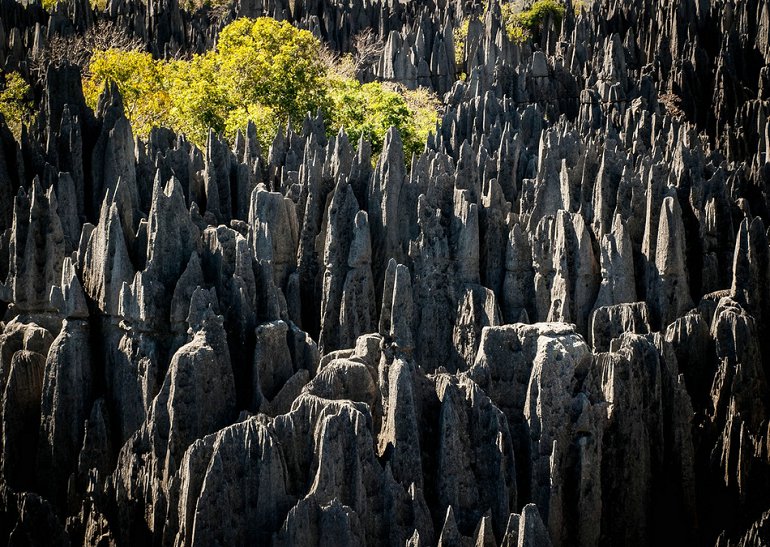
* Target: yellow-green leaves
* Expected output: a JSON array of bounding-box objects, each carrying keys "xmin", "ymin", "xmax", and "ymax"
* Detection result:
[
  {"xmin": 217, "ymin": 17, "xmax": 329, "ymax": 129},
  {"xmin": 453, "ymin": 18, "xmax": 470, "ymax": 66},
  {"xmin": 164, "ymin": 53, "xmax": 228, "ymax": 145},
  {"xmin": 223, "ymin": 103, "xmax": 278, "ymax": 151},
  {"xmin": 327, "ymin": 78, "xmax": 440, "ymax": 160},
  {"xmin": 400, "ymin": 86, "xmax": 441, "ymax": 155},
  {"xmin": 516, "ymin": 0, "xmax": 566, "ymax": 29},
  {"xmin": 83, "ymin": 49, "xmax": 169, "ymax": 136},
  {"xmin": 82, "ymin": 18, "xmax": 328, "ymax": 148},
  {"xmin": 329, "ymin": 78, "xmax": 410, "ymax": 153},
  {"xmin": 0, "ymin": 72, "xmax": 32, "ymax": 139},
  {"xmin": 80, "ymin": 16, "xmax": 441, "ymax": 157},
  {"xmin": 42, "ymin": 0, "xmax": 107, "ymax": 12},
  {"xmin": 502, "ymin": 0, "xmax": 566, "ymax": 43}
]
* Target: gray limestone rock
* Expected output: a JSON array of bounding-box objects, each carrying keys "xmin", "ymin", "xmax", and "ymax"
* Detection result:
[
  {"xmin": 593, "ymin": 214, "xmax": 637, "ymax": 309},
  {"xmin": 174, "ymin": 418, "xmax": 292, "ymax": 546},
  {"xmin": 339, "ymin": 211, "xmax": 376, "ymax": 350},
  {"xmin": 435, "ymin": 373, "xmax": 516, "ymax": 538},
  {"xmin": 82, "ymin": 192, "xmax": 135, "ymax": 316},
  {"xmin": 2, "ymin": 350, "xmax": 46, "ymax": 490},
  {"xmin": 589, "ymin": 301, "xmax": 651, "ymax": 352},
  {"xmin": 249, "ymin": 183, "xmax": 299, "ymax": 290},
  {"xmin": 145, "ymin": 174, "xmax": 200, "ymax": 290},
  {"xmin": 503, "ymin": 223, "xmax": 535, "ymax": 324},
  {"xmin": 651, "ymin": 196, "xmax": 694, "ymax": 329},
  {"xmin": 451, "ymin": 285, "xmax": 501, "ymax": 371},
  {"xmin": 2, "ymin": 0, "xmax": 770, "ymax": 544},
  {"xmin": 368, "ymin": 128, "xmax": 407, "ymax": 293},
  {"xmin": 48, "ymin": 256, "xmax": 88, "ymax": 319},
  {"xmin": 523, "ymin": 323, "xmax": 592, "ymax": 530},
  {"xmin": 379, "ymin": 357, "xmax": 422, "ymax": 490},
  {"xmin": 8, "ymin": 181, "xmax": 65, "ymax": 313},
  {"xmin": 113, "ymin": 298, "xmax": 236, "ymax": 542},
  {"xmin": 518, "ymin": 504, "xmax": 552, "ymax": 547},
  {"xmin": 532, "ymin": 210, "xmax": 599, "ymax": 335},
  {"xmin": 253, "ymin": 320, "xmax": 295, "ymax": 405},
  {"xmin": 319, "ymin": 180, "xmax": 360, "ymax": 354},
  {"xmin": 36, "ymin": 316, "xmax": 92, "ymax": 507}
]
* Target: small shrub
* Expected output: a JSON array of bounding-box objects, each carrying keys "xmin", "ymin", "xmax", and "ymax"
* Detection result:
[
  {"xmin": 516, "ymin": 0, "xmax": 566, "ymax": 30},
  {"xmin": 453, "ymin": 18, "xmax": 470, "ymax": 64},
  {"xmin": 0, "ymin": 72, "xmax": 32, "ymax": 139},
  {"xmin": 351, "ymin": 29, "xmax": 384, "ymax": 75},
  {"xmin": 502, "ymin": 0, "xmax": 565, "ymax": 43},
  {"xmin": 398, "ymin": 85, "xmax": 441, "ymax": 157},
  {"xmin": 30, "ymin": 20, "xmax": 143, "ymax": 82},
  {"xmin": 42, "ymin": 0, "xmax": 107, "ymax": 12}
]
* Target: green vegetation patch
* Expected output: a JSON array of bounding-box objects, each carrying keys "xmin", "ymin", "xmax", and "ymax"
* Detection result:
[
  {"xmin": 453, "ymin": 18, "xmax": 470, "ymax": 66},
  {"xmin": 0, "ymin": 72, "xmax": 32, "ymax": 139},
  {"xmin": 81, "ymin": 17, "xmax": 441, "ymax": 158},
  {"xmin": 502, "ymin": 0, "xmax": 566, "ymax": 43}
]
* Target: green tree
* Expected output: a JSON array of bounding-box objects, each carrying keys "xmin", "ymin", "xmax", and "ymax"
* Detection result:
[
  {"xmin": 164, "ymin": 53, "xmax": 230, "ymax": 145},
  {"xmin": 83, "ymin": 48, "xmax": 169, "ymax": 136},
  {"xmin": 0, "ymin": 72, "xmax": 32, "ymax": 139},
  {"xmin": 453, "ymin": 18, "xmax": 470, "ymax": 68},
  {"xmin": 502, "ymin": 0, "xmax": 565, "ymax": 43},
  {"xmin": 216, "ymin": 17, "xmax": 329, "ymax": 127},
  {"xmin": 80, "ymin": 16, "xmax": 441, "ymax": 158},
  {"xmin": 326, "ymin": 78, "xmax": 439, "ymax": 160}
]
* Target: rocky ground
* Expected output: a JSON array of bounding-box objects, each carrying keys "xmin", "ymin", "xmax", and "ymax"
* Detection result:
[{"xmin": 2, "ymin": 0, "xmax": 770, "ymax": 545}]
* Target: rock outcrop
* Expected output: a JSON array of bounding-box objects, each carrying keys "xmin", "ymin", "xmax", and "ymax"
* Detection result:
[{"xmin": 2, "ymin": 0, "xmax": 770, "ymax": 544}]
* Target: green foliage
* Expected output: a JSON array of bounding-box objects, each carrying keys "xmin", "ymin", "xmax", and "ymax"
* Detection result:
[
  {"xmin": 163, "ymin": 54, "xmax": 229, "ymax": 145},
  {"xmin": 453, "ymin": 18, "xmax": 470, "ymax": 65},
  {"xmin": 83, "ymin": 18, "xmax": 327, "ymax": 147},
  {"xmin": 504, "ymin": 21, "xmax": 531, "ymax": 44},
  {"xmin": 42, "ymin": 0, "xmax": 107, "ymax": 12},
  {"xmin": 222, "ymin": 103, "xmax": 280, "ymax": 152},
  {"xmin": 572, "ymin": 0, "xmax": 586, "ymax": 14},
  {"xmin": 82, "ymin": 16, "xmax": 441, "ymax": 158},
  {"xmin": 399, "ymin": 86, "xmax": 441, "ymax": 157},
  {"xmin": 216, "ymin": 17, "xmax": 329, "ymax": 125},
  {"xmin": 502, "ymin": 0, "xmax": 565, "ymax": 43},
  {"xmin": 179, "ymin": 0, "xmax": 230, "ymax": 13},
  {"xmin": 326, "ymin": 73, "xmax": 440, "ymax": 160},
  {"xmin": 0, "ymin": 72, "xmax": 32, "ymax": 139},
  {"xmin": 83, "ymin": 49, "xmax": 170, "ymax": 138},
  {"xmin": 328, "ymin": 79, "xmax": 409, "ymax": 154},
  {"xmin": 518, "ymin": 0, "xmax": 565, "ymax": 29}
]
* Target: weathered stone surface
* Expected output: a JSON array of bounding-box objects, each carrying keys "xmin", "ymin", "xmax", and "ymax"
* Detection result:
[
  {"xmin": 112, "ymin": 293, "xmax": 236, "ymax": 543},
  {"xmin": 8, "ymin": 181, "xmax": 65, "ymax": 313},
  {"xmin": 249, "ymin": 183, "xmax": 299, "ymax": 290},
  {"xmin": 378, "ymin": 357, "xmax": 423, "ymax": 490},
  {"xmin": 650, "ymin": 196, "xmax": 694, "ymax": 329},
  {"xmin": 171, "ymin": 418, "xmax": 292, "ymax": 546},
  {"xmin": 2, "ymin": 0, "xmax": 770, "ymax": 543},
  {"xmin": 589, "ymin": 301, "xmax": 651, "ymax": 352},
  {"xmin": 81, "ymin": 191, "xmax": 135, "ymax": 316},
  {"xmin": 36, "ymin": 317, "xmax": 92, "ymax": 507},
  {"xmin": 2, "ymin": 350, "xmax": 46, "ymax": 490}
]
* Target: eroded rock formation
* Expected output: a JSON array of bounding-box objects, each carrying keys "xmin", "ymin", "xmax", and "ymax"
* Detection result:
[{"xmin": 2, "ymin": 0, "xmax": 770, "ymax": 544}]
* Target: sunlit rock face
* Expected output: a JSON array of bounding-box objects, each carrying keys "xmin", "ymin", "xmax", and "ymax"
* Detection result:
[{"xmin": 2, "ymin": 0, "xmax": 770, "ymax": 544}]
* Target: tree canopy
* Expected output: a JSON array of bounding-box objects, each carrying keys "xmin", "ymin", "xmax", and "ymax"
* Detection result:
[{"xmin": 81, "ymin": 17, "xmax": 440, "ymax": 158}]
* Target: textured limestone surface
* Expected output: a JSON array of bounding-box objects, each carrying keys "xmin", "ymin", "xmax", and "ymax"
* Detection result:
[{"xmin": 1, "ymin": 0, "xmax": 770, "ymax": 544}]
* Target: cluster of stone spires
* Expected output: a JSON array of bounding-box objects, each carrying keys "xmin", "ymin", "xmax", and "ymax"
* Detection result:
[{"xmin": 2, "ymin": 0, "xmax": 770, "ymax": 544}]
